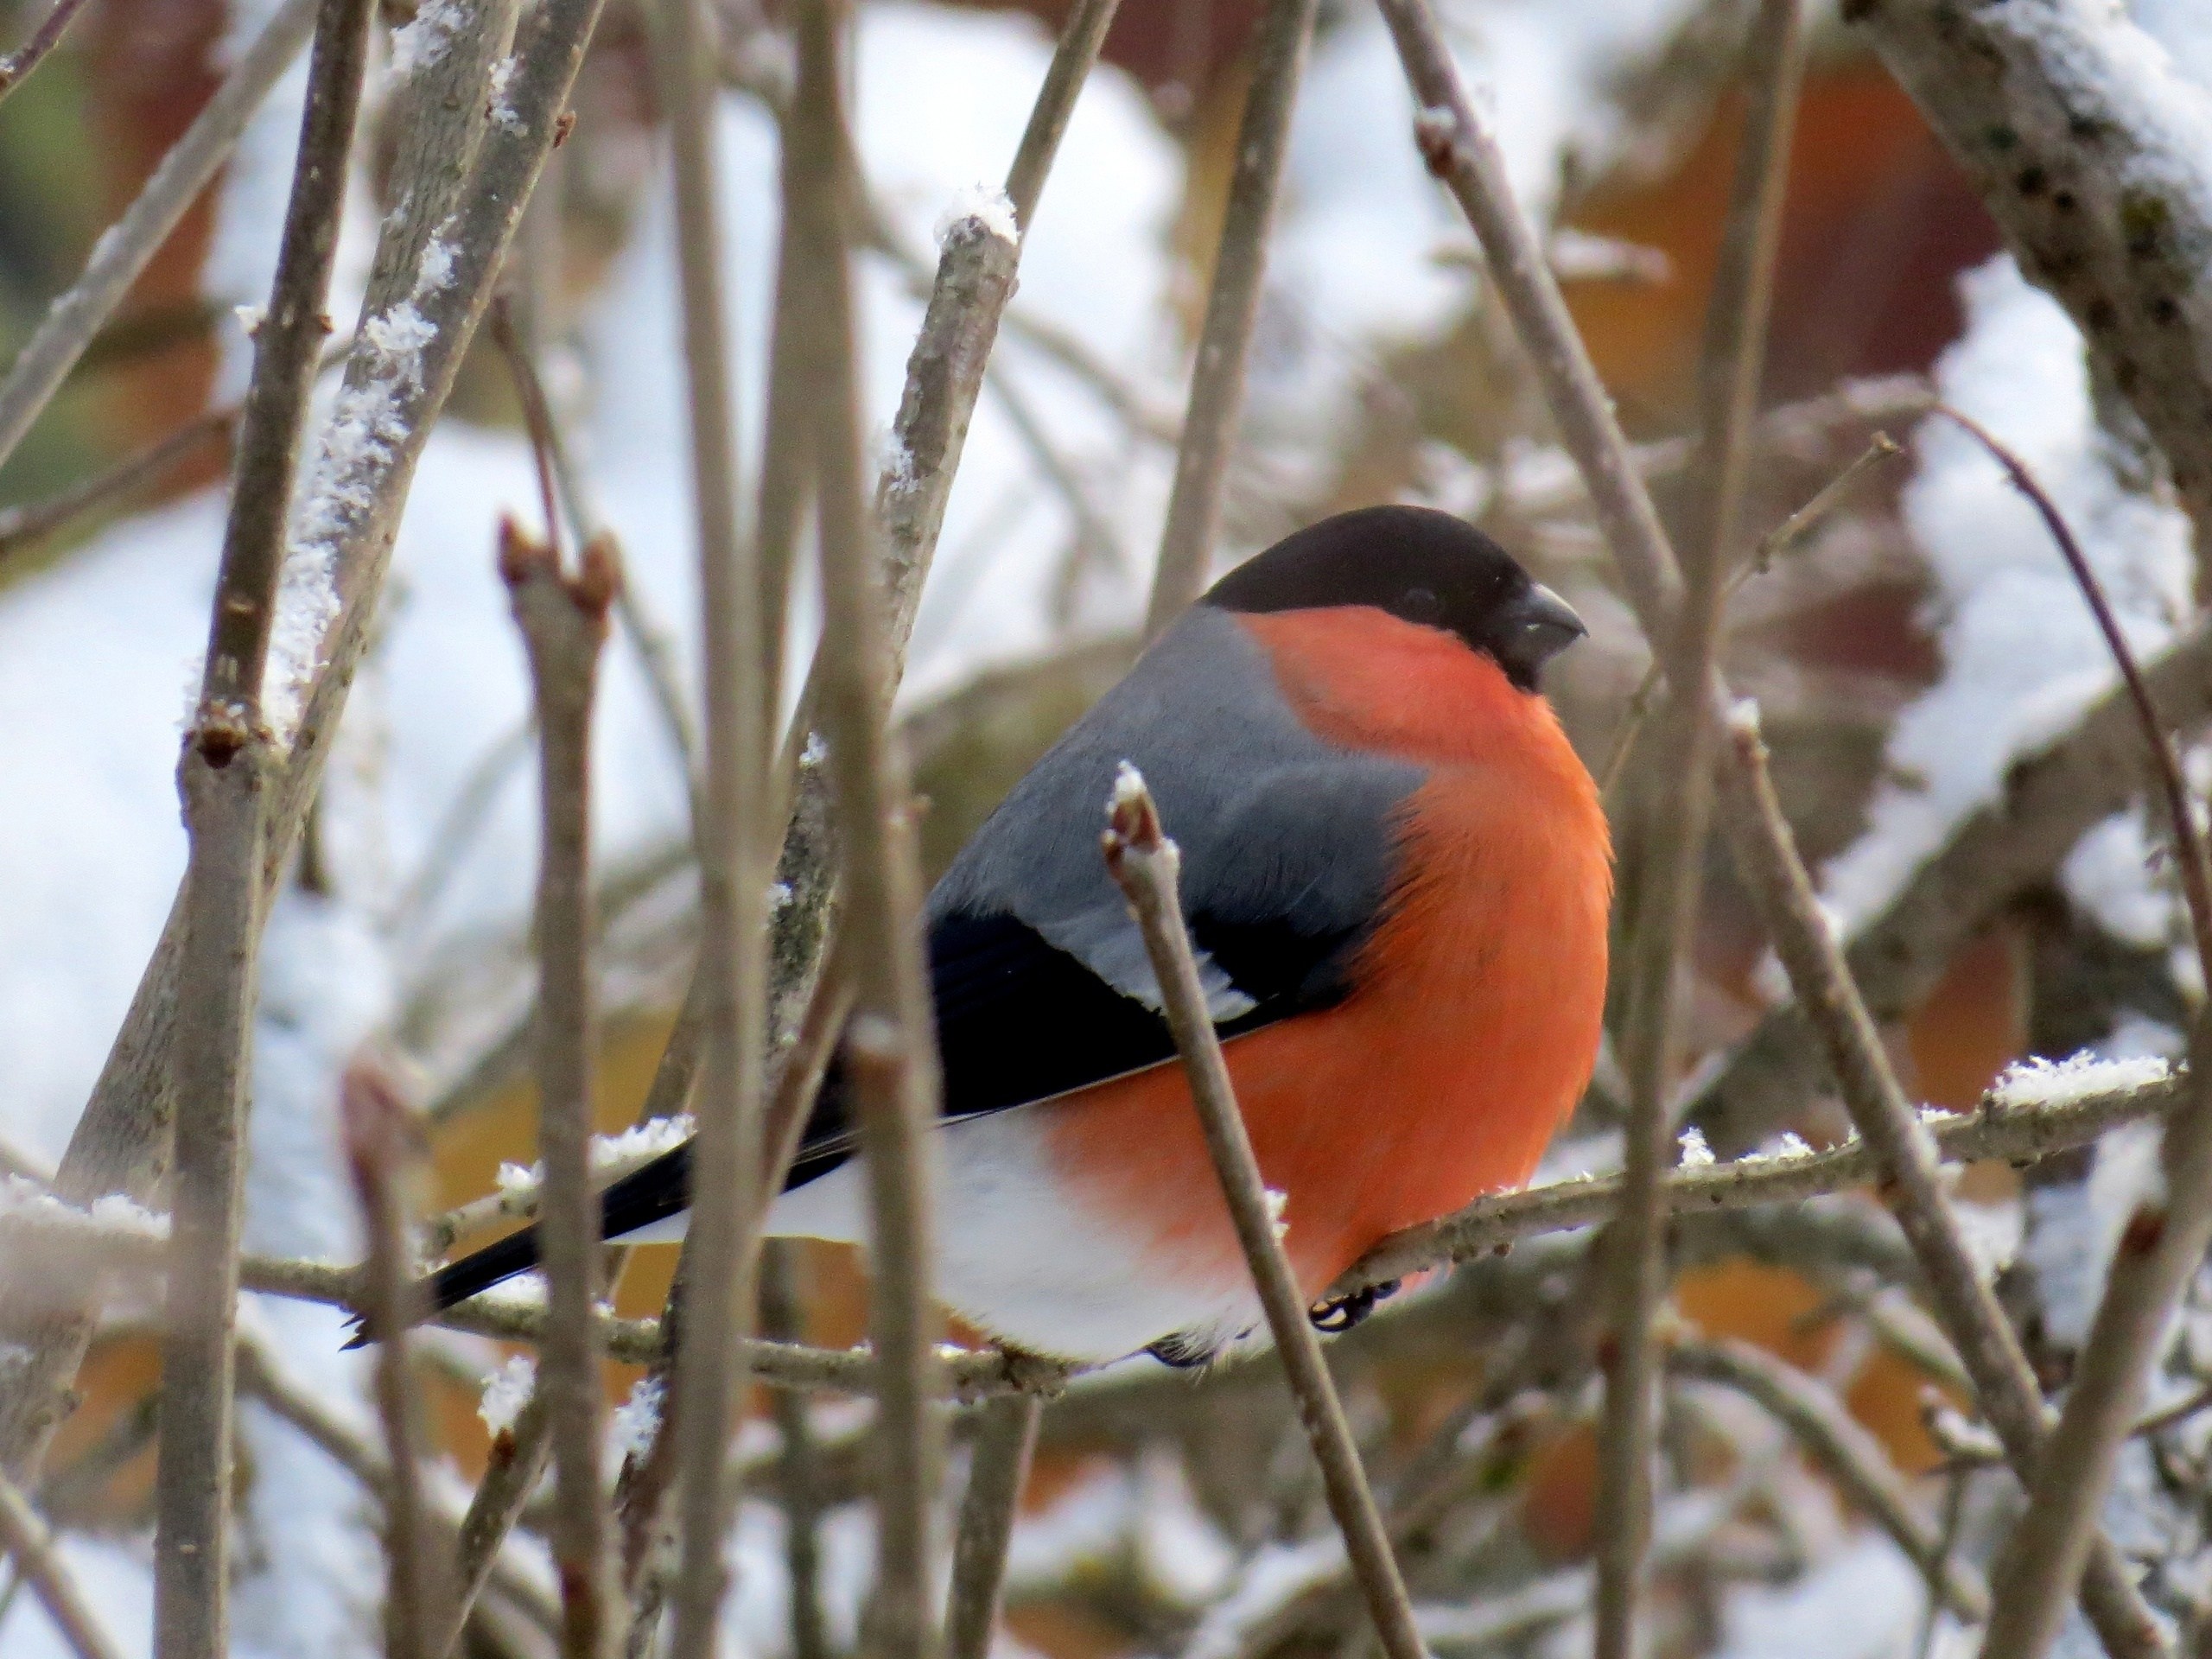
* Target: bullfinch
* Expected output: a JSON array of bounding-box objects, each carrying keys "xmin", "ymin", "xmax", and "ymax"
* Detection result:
[{"xmin": 416, "ymin": 505, "xmax": 1611, "ymax": 1365}]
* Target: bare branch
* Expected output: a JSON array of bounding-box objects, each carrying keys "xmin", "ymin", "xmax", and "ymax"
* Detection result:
[
  {"xmin": 1594, "ymin": 3, "xmax": 1804, "ymax": 1645},
  {"xmin": 0, "ymin": 0, "xmax": 319, "ymax": 473},
  {"xmin": 488, "ymin": 299, "xmax": 702, "ymax": 804},
  {"xmin": 154, "ymin": 649, "xmax": 269, "ymax": 1659},
  {"xmin": 1376, "ymin": 12, "xmax": 2164, "ymax": 1643},
  {"xmin": 1337, "ymin": 1064, "xmax": 2180, "ymax": 1297},
  {"xmin": 1506, "ymin": 373, "xmax": 1928, "ymax": 528},
  {"xmin": 1103, "ymin": 769, "xmax": 1425, "ymax": 1659},
  {"xmin": 0, "ymin": 0, "xmax": 602, "ymax": 1485},
  {"xmin": 1916, "ymin": 419, "xmax": 2212, "ymax": 1659},
  {"xmin": 791, "ymin": 4, "xmax": 947, "ymax": 1655},
  {"xmin": 0, "ymin": 0, "xmax": 92, "ymax": 105},
  {"xmin": 232, "ymin": 1337, "xmax": 562, "ymax": 1639},
  {"xmin": 1694, "ymin": 609, "xmax": 2212, "ymax": 1154},
  {"xmin": 1669, "ymin": 1335, "xmax": 1989, "ymax": 1620},
  {"xmin": 1001, "ymin": 0, "xmax": 1122, "ymax": 229},
  {"xmin": 0, "ymin": 1060, "xmax": 2178, "ymax": 1401},
  {"xmin": 1721, "ymin": 711, "xmax": 2166, "ymax": 1659},
  {"xmin": 0, "ymin": 409, "xmax": 233, "ymax": 563},
  {"xmin": 652, "ymin": 0, "xmax": 774, "ymax": 1650},
  {"xmin": 1931, "ymin": 407, "xmax": 2212, "ymax": 972},
  {"xmin": 1596, "ymin": 431, "xmax": 1903, "ymax": 798},
  {"xmin": 502, "ymin": 521, "xmax": 623, "ymax": 1659},
  {"xmin": 1141, "ymin": 0, "xmax": 1318, "ymax": 639},
  {"xmin": 762, "ymin": 1244, "xmax": 832, "ymax": 1659},
  {"xmin": 0, "ymin": 1467, "xmax": 126, "ymax": 1659},
  {"xmin": 340, "ymin": 1059, "xmax": 444, "ymax": 1659},
  {"xmin": 1377, "ymin": 0, "xmax": 1681, "ymax": 636},
  {"xmin": 944, "ymin": 1396, "xmax": 1043, "ymax": 1659},
  {"xmin": 156, "ymin": 4, "xmax": 376, "ymax": 1654},
  {"xmin": 434, "ymin": 1396, "xmax": 554, "ymax": 1659}
]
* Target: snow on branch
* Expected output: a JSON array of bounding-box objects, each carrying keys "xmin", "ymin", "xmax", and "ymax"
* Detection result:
[
  {"xmin": 1855, "ymin": 0, "xmax": 2212, "ymax": 559},
  {"xmin": 0, "ymin": 1061, "xmax": 2181, "ymax": 1395}
]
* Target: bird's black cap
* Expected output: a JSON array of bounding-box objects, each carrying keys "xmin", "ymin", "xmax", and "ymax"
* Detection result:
[{"xmin": 1203, "ymin": 505, "xmax": 1586, "ymax": 692}]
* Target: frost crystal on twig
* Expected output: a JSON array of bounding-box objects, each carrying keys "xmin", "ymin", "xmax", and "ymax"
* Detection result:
[
  {"xmin": 1993, "ymin": 1052, "xmax": 2175, "ymax": 1110},
  {"xmin": 609, "ymin": 1376, "xmax": 664, "ymax": 1460},
  {"xmin": 933, "ymin": 184, "xmax": 1020, "ymax": 248},
  {"xmin": 387, "ymin": 0, "xmax": 461, "ymax": 80},
  {"xmin": 478, "ymin": 1355, "xmax": 537, "ymax": 1436}
]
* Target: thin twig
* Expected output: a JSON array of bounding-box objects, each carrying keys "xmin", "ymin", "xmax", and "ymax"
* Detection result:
[
  {"xmin": 155, "ymin": 4, "xmax": 375, "ymax": 1655},
  {"xmin": 735, "ymin": 195, "xmax": 1023, "ymax": 1093},
  {"xmin": 340, "ymin": 1058, "xmax": 443, "ymax": 1659},
  {"xmin": 1503, "ymin": 376, "xmax": 1923, "ymax": 530},
  {"xmin": 493, "ymin": 300, "xmax": 567, "ymax": 561},
  {"xmin": 1001, "ymin": 0, "xmax": 1122, "ymax": 228},
  {"xmin": 1916, "ymin": 1470, "xmax": 1972, "ymax": 1659},
  {"xmin": 750, "ymin": 118, "xmax": 817, "ymax": 760},
  {"xmin": 1593, "ymin": 5, "xmax": 1804, "ymax": 1647},
  {"xmin": 0, "ymin": 0, "xmax": 319, "ymax": 473},
  {"xmin": 1693, "ymin": 607, "xmax": 2212, "ymax": 1154},
  {"xmin": 1925, "ymin": 414, "xmax": 2212, "ymax": 1659},
  {"xmin": 1380, "ymin": 10, "xmax": 2158, "ymax": 1654},
  {"xmin": 0, "ymin": 0, "xmax": 91, "ymax": 104},
  {"xmin": 588, "ymin": 65, "xmax": 1041, "ymax": 1389},
  {"xmin": 654, "ymin": 0, "xmax": 773, "ymax": 1650},
  {"xmin": 1669, "ymin": 1336, "xmax": 1988, "ymax": 1620},
  {"xmin": 232, "ymin": 1335, "xmax": 562, "ymax": 1638},
  {"xmin": 1377, "ymin": 0, "xmax": 1679, "ymax": 637},
  {"xmin": 488, "ymin": 298, "xmax": 703, "ymax": 803},
  {"xmin": 0, "ymin": 0, "xmax": 594, "ymax": 1484},
  {"xmin": 435, "ymin": 955, "xmax": 855, "ymax": 1659},
  {"xmin": 421, "ymin": 1126, "xmax": 690, "ymax": 1259},
  {"xmin": 1336, "ymin": 1065, "xmax": 2182, "ymax": 1295},
  {"xmin": 1596, "ymin": 432, "xmax": 1901, "ymax": 799},
  {"xmin": 1140, "ymin": 0, "xmax": 1317, "ymax": 639},
  {"xmin": 388, "ymin": 717, "xmax": 537, "ymax": 948},
  {"xmin": 944, "ymin": 1395, "xmax": 1044, "ymax": 1659},
  {"xmin": 762, "ymin": 1244, "xmax": 832, "ymax": 1659},
  {"xmin": 1375, "ymin": 6, "xmax": 2164, "ymax": 1649},
  {"xmin": 430, "ymin": 1396, "xmax": 554, "ymax": 1659},
  {"xmin": 0, "ymin": 409, "xmax": 232, "ymax": 563},
  {"xmin": 0, "ymin": 1060, "xmax": 2182, "ymax": 1392},
  {"xmin": 0, "ymin": 1467, "xmax": 125, "ymax": 1659},
  {"xmin": 502, "ymin": 520, "xmax": 623, "ymax": 1659},
  {"xmin": 1929, "ymin": 408, "xmax": 2212, "ymax": 971},
  {"xmin": 1103, "ymin": 767, "xmax": 1425, "ymax": 1659},
  {"xmin": 1721, "ymin": 709, "xmax": 2168, "ymax": 1659},
  {"xmin": 792, "ymin": 4, "xmax": 947, "ymax": 1655},
  {"xmin": 982, "ymin": 364, "xmax": 1122, "ymax": 595}
]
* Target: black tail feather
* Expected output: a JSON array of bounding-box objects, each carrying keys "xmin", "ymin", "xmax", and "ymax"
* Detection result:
[{"xmin": 344, "ymin": 1142, "xmax": 697, "ymax": 1348}]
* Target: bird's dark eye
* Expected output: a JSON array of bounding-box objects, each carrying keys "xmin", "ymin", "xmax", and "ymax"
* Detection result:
[{"xmin": 1395, "ymin": 586, "xmax": 1443, "ymax": 624}]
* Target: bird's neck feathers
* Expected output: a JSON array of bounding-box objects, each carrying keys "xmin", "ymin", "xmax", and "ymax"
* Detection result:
[{"xmin": 1235, "ymin": 604, "xmax": 1596, "ymax": 791}]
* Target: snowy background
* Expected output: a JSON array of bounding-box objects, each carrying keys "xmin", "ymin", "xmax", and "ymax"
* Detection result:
[{"xmin": 4, "ymin": 0, "xmax": 2212, "ymax": 1654}]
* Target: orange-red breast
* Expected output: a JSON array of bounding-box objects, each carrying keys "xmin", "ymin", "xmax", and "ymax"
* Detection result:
[{"xmin": 419, "ymin": 506, "xmax": 1612, "ymax": 1364}]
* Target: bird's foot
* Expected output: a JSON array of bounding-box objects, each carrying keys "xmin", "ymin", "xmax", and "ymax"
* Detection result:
[{"xmin": 1307, "ymin": 1279, "xmax": 1401, "ymax": 1334}]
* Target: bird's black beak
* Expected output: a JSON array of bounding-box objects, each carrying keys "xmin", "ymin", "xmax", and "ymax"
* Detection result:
[{"xmin": 1493, "ymin": 582, "xmax": 1586, "ymax": 690}]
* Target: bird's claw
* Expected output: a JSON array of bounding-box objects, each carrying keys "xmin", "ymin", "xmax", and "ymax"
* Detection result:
[{"xmin": 1308, "ymin": 1279, "xmax": 1401, "ymax": 1334}]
